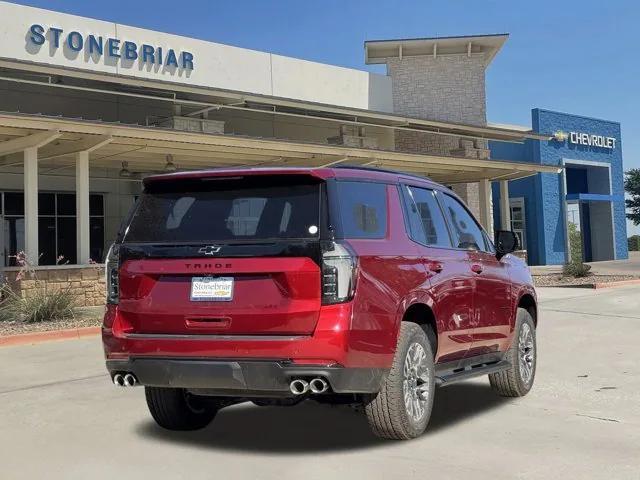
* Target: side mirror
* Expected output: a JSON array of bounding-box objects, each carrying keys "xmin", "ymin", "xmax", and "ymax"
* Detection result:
[{"xmin": 495, "ymin": 230, "xmax": 519, "ymax": 260}]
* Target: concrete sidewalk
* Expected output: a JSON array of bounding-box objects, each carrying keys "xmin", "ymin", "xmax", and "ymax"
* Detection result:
[{"xmin": 0, "ymin": 286, "xmax": 639, "ymax": 479}]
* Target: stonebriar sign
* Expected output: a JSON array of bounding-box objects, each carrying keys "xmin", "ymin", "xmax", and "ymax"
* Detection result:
[{"xmin": 28, "ymin": 24, "xmax": 195, "ymax": 70}]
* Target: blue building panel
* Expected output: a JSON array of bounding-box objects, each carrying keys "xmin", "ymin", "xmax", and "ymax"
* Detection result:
[{"xmin": 490, "ymin": 108, "xmax": 628, "ymax": 265}]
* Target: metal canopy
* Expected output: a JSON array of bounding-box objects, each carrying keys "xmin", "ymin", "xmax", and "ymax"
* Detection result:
[
  {"xmin": 0, "ymin": 112, "xmax": 561, "ymax": 185},
  {"xmin": 0, "ymin": 60, "xmax": 549, "ymax": 143}
]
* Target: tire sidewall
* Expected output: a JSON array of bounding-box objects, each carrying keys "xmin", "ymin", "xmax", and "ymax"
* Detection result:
[{"xmin": 393, "ymin": 324, "xmax": 435, "ymax": 437}]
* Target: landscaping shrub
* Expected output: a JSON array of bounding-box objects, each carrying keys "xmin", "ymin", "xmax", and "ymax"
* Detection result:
[
  {"xmin": 567, "ymin": 222, "xmax": 583, "ymax": 263},
  {"xmin": 562, "ymin": 262, "xmax": 592, "ymax": 278},
  {"xmin": 0, "ymin": 284, "xmax": 76, "ymax": 323},
  {"xmin": 1, "ymin": 251, "xmax": 78, "ymax": 323},
  {"xmin": 629, "ymin": 235, "xmax": 640, "ymax": 252}
]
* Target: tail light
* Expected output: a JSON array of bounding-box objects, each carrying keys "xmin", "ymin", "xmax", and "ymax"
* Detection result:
[
  {"xmin": 321, "ymin": 241, "xmax": 357, "ymax": 304},
  {"xmin": 105, "ymin": 243, "xmax": 120, "ymax": 305}
]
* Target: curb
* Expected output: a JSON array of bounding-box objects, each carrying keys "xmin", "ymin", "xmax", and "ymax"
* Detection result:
[
  {"xmin": 0, "ymin": 326, "xmax": 101, "ymax": 348},
  {"xmin": 591, "ymin": 279, "xmax": 640, "ymax": 289},
  {"xmin": 543, "ymin": 279, "xmax": 640, "ymax": 290}
]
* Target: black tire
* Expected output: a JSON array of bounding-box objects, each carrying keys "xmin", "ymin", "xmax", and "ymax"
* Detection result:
[
  {"xmin": 145, "ymin": 387, "xmax": 218, "ymax": 431},
  {"xmin": 364, "ymin": 322, "xmax": 435, "ymax": 440},
  {"xmin": 489, "ymin": 308, "xmax": 537, "ymax": 397}
]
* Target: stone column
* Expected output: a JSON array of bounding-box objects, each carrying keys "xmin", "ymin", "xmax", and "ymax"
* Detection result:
[
  {"xmin": 24, "ymin": 146, "xmax": 39, "ymax": 265},
  {"xmin": 385, "ymin": 54, "xmax": 489, "ymax": 218},
  {"xmin": 499, "ymin": 180, "xmax": 511, "ymax": 230},
  {"xmin": 76, "ymin": 150, "xmax": 90, "ymax": 264}
]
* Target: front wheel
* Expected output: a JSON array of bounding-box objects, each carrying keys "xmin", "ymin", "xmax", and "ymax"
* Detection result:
[
  {"xmin": 364, "ymin": 322, "xmax": 435, "ymax": 440},
  {"xmin": 145, "ymin": 387, "xmax": 218, "ymax": 431},
  {"xmin": 489, "ymin": 308, "xmax": 537, "ymax": 397}
]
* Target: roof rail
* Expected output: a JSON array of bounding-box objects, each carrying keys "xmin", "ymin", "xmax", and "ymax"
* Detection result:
[{"xmin": 333, "ymin": 164, "xmax": 432, "ymax": 182}]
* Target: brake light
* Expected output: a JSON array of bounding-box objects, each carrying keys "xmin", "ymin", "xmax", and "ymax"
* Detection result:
[
  {"xmin": 105, "ymin": 243, "xmax": 120, "ymax": 305},
  {"xmin": 321, "ymin": 241, "xmax": 357, "ymax": 305}
]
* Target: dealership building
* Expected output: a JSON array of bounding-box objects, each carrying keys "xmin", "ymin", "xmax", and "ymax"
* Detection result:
[{"xmin": 0, "ymin": 2, "xmax": 628, "ymax": 304}]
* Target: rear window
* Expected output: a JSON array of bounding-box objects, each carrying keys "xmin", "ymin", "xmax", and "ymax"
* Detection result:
[
  {"xmin": 335, "ymin": 181, "xmax": 388, "ymax": 239},
  {"xmin": 124, "ymin": 177, "xmax": 321, "ymax": 243}
]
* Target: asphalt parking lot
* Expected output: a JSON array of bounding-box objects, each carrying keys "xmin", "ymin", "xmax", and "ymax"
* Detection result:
[{"xmin": 1, "ymin": 286, "xmax": 639, "ymax": 480}]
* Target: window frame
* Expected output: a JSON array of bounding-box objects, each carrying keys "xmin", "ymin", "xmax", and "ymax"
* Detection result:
[
  {"xmin": 435, "ymin": 190, "xmax": 494, "ymax": 254},
  {"xmin": 399, "ymin": 184, "xmax": 454, "ymax": 249}
]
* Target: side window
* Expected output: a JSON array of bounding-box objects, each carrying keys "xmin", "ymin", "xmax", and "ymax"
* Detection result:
[
  {"xmin": 336, "ymin": 181, "xmax": 387, "ymax": 239},
  {"xmin": 440, "ymin": 193, "xmax": 486, "ymax": 251},
  {"xmin": 402, "ymin": 186, "xmax": 452, "ymax": 248}
]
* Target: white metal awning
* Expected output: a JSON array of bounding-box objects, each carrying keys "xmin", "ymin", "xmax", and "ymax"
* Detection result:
[{"xmin": 0, "ymin": 112, "xmax": 561, "ymax": 184}]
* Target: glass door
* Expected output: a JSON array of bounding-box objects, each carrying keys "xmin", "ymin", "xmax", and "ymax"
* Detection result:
[{"xmin": 509, "ymin": 198, "xmax": 526, "ymax": 250}]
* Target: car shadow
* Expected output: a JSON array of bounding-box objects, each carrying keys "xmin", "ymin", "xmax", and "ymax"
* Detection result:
[{"xmin": 135, "ymin": 382, "xmax": 510, "ymax": 453}]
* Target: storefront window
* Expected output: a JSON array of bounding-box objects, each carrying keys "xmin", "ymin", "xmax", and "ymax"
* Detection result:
[
  {"xmin": 509, "ymin": 198, "xmax": 527, "ymax": 250},
  {"xmin": 1, "ymin": 192, "xmax": 105, "ymax": 266}
]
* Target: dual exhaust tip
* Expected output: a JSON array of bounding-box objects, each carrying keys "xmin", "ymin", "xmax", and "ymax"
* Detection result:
[
  {"xmin": 115, "ymin": 372, "xmax": 327, "ymax": 394},
  {"xmin": 290, "ymin": 377, "xmax": 329, "ymax": 395},
  {"xmin": 113, "ymin": 373, "xmax": 137, "ymax": 387}
]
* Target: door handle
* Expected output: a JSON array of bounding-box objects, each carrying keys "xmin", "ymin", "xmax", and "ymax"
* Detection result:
[
  {"xmin": 428, "ymin": 262, "xmax": 443, "ymax": 273},
  {"xmin": 471, "ymin": 264, "xmax": 483, "ymax": 274}
]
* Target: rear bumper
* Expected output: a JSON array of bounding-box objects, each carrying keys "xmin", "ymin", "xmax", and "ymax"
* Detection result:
[{"xmin": 106, "ymin": 358, "xmax": 386, "ymax": 395}]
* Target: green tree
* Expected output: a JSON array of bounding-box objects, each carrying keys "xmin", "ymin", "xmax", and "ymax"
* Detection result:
[{"xmin": 625, "ymin": 169, "xmax": 640, "ymax": 225}]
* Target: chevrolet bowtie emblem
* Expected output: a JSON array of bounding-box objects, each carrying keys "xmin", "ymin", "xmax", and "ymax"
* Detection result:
[{"xmin": 198, "ymin": 245, "xmax": 222, "ymax": 255}]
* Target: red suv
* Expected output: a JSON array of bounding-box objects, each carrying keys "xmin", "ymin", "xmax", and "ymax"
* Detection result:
[{"xmin": 103, "ymin": 166, "xmax": 537, "ymax": 440}]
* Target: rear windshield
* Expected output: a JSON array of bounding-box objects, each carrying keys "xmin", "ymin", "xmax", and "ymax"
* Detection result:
[{"xmin": 123, "ymin": 176, "xmax": 321, "ymax": 243}]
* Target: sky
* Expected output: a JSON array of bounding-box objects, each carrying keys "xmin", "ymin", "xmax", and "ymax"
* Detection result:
[{"xmin": 13, "ymin": 0, "xmax": 640, "ymax": 235}]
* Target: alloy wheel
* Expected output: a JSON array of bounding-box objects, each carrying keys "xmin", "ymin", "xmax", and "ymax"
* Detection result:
[
  {"xmin": 402, "ymin": 342, "xmax": 430, "ymax": 423},
  {"xmin": 518, "ymin": 323, "xmax": 535, "ymax": 384}
]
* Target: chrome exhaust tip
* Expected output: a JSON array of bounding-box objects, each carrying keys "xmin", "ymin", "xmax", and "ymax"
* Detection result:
[
  {"xmin": 123, "ymin": 373, "xmax": 137, "ymax": 387},
  {"xmin": 309, "ymin": 377, "xmax": 329, "ymax": 394},
  {"xmin": 113, "ymin": 374, "xmax": 125, "ymax": 387},
  {"xmin": 289, "ymin": 379, "xmax": 309, "ymax": 395}
]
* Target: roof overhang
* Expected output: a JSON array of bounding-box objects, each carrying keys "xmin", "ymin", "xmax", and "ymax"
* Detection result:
[
  {"xmin": 0, "ymin": 59, "xmax": 549, "ymax": 143},
  {"xmin": 365, "ymin": 34, "xmax": 509, "ymax": 66},
  {"xmin": 0, "ymin": 112, "xmax": 561, "ymax": 185}
]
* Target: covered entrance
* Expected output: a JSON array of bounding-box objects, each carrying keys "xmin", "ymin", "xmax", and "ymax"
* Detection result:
[{"xmin": 564, "ymin": 160, "xmax": 616, "ymax": 262}]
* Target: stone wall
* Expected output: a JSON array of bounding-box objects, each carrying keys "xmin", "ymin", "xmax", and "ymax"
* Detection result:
[
  {"xmin": 3, "ymin": 265, "xmax": 106, "ymax": 307},
  {"xmin": 387, "ymin": 54, "xmax": 487, "ymax": 125},
  {"xmin": 386, "ymin": 53, "xmax": 490, "ymax": 218}
]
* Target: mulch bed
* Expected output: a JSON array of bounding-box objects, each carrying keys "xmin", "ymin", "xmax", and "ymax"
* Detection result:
[
  {"xmin": 0, "ymin": 315, "xmax": 102, "ymax": 337},
  {"xmin": 533, "ymin": 274, "xmax": 640, "ymax": 287}
]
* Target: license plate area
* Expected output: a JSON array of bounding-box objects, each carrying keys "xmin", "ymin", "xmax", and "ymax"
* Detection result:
[{"xmin": 190, "ymin": 276, "xmax": 234, "ymax": 301}]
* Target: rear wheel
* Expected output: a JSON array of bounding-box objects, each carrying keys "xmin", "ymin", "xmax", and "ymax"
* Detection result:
[
  {"xmin": 489, "ymin": 308, "xmax": 536, "ymax": 397},
  {"xmin": 145, "ymin": 387, "xmax": 218, "ymax": 431},
  {"xmin": 364, "ymin": 322, "xmax": 435, "ymax": 440}
]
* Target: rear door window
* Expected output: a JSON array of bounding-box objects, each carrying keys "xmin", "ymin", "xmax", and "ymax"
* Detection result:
[
  {"xmin": 439, "ymin": 193, "xmax": 487, "ymax": 251},
  {"xmin": 402, "ymin": 185, "xmax": 452, "ymax": 248},
  {"xmin": 124, "ymin": 179, "xmax": 321, "ymax": 243},
  {"xmin": 335, "ymin": 181, "xmax": 387, "ymax": 239}
]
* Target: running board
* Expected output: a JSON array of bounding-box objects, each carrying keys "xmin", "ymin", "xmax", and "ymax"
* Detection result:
[{"xmin": 435, "ymin": 360, "xmax": 511, "ymax": 387}]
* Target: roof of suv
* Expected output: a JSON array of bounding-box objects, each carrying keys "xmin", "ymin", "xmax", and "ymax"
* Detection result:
[{"xmin": 142, "ymin": 165, "xmax": 440, "ymax": 188}]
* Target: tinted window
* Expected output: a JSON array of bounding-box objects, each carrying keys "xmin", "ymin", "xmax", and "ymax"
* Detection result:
[
  {"xmin": 90, "ymin": 194, "xmax": 104, "ymax": 216},
  {"xmin": 38, "ymin": 193, "xmax": 55, "ymax": 215},
  {"xmin": 57, "ymin": 194, "xmax": 75, "ymax": 215},
  {"xmin": 403, "ymin": 186, "xmax": 451, "ymax": 248},
  {"xmin": 124, "ymin": 181, "xmax": 320, "ymax": 243},
  {"xmin": 440, "ymin": 194, "xmax": 486, "ymax": 251},
  {"xmin": 336, "ymin": 181, "xmax": 387, "ymax": 239},
  {"xmin": 4, "ymin": 192, "xmax": 24, "ymax": 216}
]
